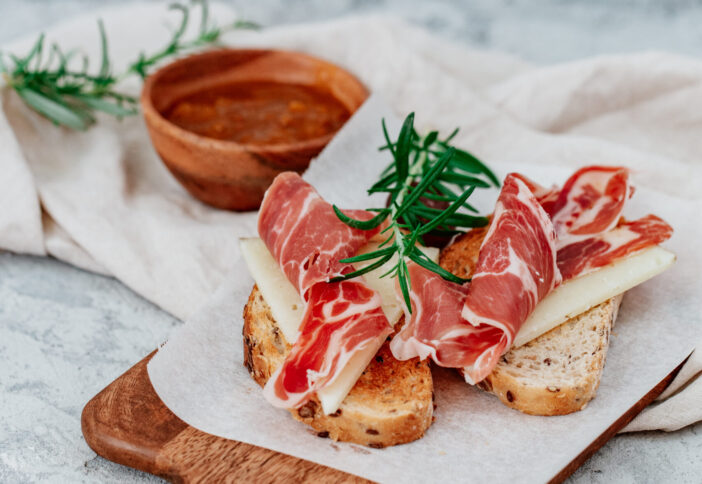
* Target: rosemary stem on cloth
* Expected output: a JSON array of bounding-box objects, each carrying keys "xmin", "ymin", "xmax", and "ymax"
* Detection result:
[{"xmin": 0, "ymin": 0, "xmax": 257, "ymax": 131}]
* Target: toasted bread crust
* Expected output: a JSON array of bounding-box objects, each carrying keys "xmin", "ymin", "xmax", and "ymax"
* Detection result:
[
  {"xmin": 475, "ymin": 294, "xmax": 622, "ymax": 415},
  {"xmin": 440, "ymin": 228, "xmax": 622, "ymax": 416},
  {"xmin": 243, "ymin": 286, "xmax": 433, "ymax": 447}
]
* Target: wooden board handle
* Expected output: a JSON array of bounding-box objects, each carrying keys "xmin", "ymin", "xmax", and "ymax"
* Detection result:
[{"xmin": 81, "ymin": 351, "xmax": 367, "ymax": 483}]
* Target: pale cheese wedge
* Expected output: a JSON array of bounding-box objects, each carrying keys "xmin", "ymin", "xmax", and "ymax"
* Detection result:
[
  {"xmin": 513, "ymin": 246, "xmax": 675, "ymax": 348},
  {"xmin": 239, "ymin": 238, "xmax": 303, "ymax": 342},
  {"xmin": 239, "ymin": 237, "xmax": 439, "ymax": 414}
]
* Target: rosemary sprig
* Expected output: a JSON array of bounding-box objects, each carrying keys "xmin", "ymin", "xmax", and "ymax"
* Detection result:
[
  {"xmin": 332, "ymin": 113, "xmax": 500, "ymax": 312},
  {"xmin": 0, "ymin": 0, "xmax": 258, "ymax": 130}
]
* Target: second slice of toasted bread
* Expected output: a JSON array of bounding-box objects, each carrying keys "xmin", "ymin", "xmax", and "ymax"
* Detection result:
[
  {"xmin": 441, "ymin": 227, "xmax": 622, "ymax": 415},
  {"xmin": 243, "ymin": 286, "xmax": 433, "ymax": 447}
]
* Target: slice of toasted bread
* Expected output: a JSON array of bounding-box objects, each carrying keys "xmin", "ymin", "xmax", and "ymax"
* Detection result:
[
  {"xmin": 243, "ymin": 285, "xmax": 433, "ymax": 447},
  {"xmin": 440, "ymin": 228, "xmax": 622, "ymax": 416}
]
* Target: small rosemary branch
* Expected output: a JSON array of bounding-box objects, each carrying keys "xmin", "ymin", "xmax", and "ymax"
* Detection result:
[
  {"xmin": 332, "ymin": 113, "xmax": 500, "ymax": 312},
  {"xmin": 0, "ymin": 0, "xmax": 258, "ymax": 130}
]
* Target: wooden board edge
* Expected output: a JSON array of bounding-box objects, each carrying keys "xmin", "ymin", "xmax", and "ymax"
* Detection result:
[
  {"xmin": 82, "ymin": 350, "xmax": 686, "ymax": 483},
  {"xmin": 81, "ymin": 351, "xmax": 368, "ymax": 483},
  {"xmin": 81, "ymin": 350, "xmax": 189, "ymax": 478},
  {"xmin": 548, "ymin": 357, "xmax": 687, "ymax": 484}
]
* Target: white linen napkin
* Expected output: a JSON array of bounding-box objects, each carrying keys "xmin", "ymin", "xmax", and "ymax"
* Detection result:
[{"xmin": 0, "ymin": 3, "xmax": 700, "ymax": 433}]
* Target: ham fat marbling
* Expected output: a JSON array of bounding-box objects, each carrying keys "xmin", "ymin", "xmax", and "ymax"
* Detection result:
[
  {"xmin": 390, "ymin": 166, "xmax": 672, "ymax": 384},
  {"xmin": 391, "ymin": 174, "xmax": 561, "ymax": 383},
  {"xmin": 258, "ymin": 173, "xmax": 392, "ymax": 408}
]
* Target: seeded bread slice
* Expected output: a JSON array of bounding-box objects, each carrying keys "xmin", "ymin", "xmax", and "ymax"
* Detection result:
[
  {"xmin": 440, "ymin": 228, "xmax": 623, "ymax": 416},
  {"xmin": 243, "ymin": 286, "xmax": 433, "ymax": 447}
]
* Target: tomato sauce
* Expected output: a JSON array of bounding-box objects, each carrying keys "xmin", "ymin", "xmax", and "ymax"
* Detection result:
[{"xmin": 164, "ymin": 81, "xmax": 351, "ymax": 145}]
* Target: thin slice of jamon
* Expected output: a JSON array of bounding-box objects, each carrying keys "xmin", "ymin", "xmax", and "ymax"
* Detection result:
[
  {"xmin": 258, "ymin": 172, "xmax": 382, "ymax": 299},
  {"xmin": 511, "ymin": 172, "xmax": 560, "ymax": 214},
  {"xmin": 263, "ymin": 280, "xmax": 391, "ymax": 408},
  {"xmin": 390, "ymin": 166, "xmax": 673, "ymax": 385},
  {"xmin": 548, "ymin": 166, "xmax": 633, "ymax": 247},
  {"xmin": 558, "ymin": 215, "xmax": 674, "ymax": 280},
  {"xmin": 389, "ymin": 263, "xmax": 505, "ymax": 379},
  {"xmin": 257, "ymin": 172, "xmax": 392, "ymax": 408},
  {"xmin": 515, "ymin": 167, "xmax": 670, "ymax": 280},
  {"xmin": 391, "ymin": 174, "xmax": 561, "ymax": 384},
  {"xmin": 544, "ymin": 166, "xmax": 672, "ymax": 279}
]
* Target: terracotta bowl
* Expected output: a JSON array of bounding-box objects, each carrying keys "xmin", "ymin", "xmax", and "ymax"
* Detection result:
[{"xmin": 141, "ymin": 49, "xmax": 369, "ymax": 211}]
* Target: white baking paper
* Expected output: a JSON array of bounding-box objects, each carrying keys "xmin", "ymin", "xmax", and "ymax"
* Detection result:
[{"xmin": 148, "ymin": 95, "xmax": 702, "ymax": 483}]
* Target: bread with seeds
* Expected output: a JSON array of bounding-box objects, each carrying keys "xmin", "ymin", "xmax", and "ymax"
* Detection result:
[
  {"xmin": 440, "ymin": 227, "xmax": 622, "ymax": 416},
  {"xmin": 243, "ymin": 285, "xmax": 433, "ymax": 447}
]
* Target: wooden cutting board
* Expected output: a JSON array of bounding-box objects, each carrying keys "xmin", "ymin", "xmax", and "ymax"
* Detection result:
[{"xmin": 81, "ymin": 351, "xmax": 682, "ymax": 483}]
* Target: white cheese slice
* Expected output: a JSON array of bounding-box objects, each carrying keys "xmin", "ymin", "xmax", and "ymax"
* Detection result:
[
  {"xmin": 239, "ymin": 237, "xmax": 438, "ymax": 414},
  {"xmin": 239, "ymin": 238, "xmax": 304, "ymax": 342},
  {"xmin": 513, "ymin": 246, "xmax": 676, "ymax": 348}
]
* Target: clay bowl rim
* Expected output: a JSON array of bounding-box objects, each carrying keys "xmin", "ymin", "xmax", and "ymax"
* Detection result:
[{"xmin": 140, "ymin": 48, "xmax": 369, "ymax": 156}]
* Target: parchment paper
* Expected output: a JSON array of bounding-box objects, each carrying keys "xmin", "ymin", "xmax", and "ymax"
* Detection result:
[{"xmin": 148, "ymin": 95, "xmax": 702, "ymax": 484}]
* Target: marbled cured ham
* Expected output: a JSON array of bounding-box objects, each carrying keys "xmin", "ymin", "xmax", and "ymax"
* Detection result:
[
  {"xmin": 390, "ymin": 166, "xmax": 673, "ymax": 384},
  {"xmin": 548, "ymin": 166, "xmax": 633, "ymax": 247},
  {"xmin": 536, "ymin": 166, "xmax": 671, "ymax": 280},
  {"xmin": 258, "ymin": 173, "xmax": 392, "ymax": 408},
  {"xmin": 557, "ymin": 215, "xmax": 673, "ymax": 280},
  {"xmin": 263, "ymin": 280, "xmax": 391, "ymax": 408},
  {"xmin": 258, "ymin": 172, "xmax": 382, "ymax": 298},
  {"xmin": 391, "ymin": 174, "xmax": 561, "ymax": 384}
]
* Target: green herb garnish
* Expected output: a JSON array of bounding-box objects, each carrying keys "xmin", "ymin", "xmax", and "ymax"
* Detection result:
[
  {"xmin": 0, "ymin": 0, "xmax": 258, "ymax": 131},
  {"xmin": 332, "ymin": 113, "xmax": 500, "ymax": 312}
]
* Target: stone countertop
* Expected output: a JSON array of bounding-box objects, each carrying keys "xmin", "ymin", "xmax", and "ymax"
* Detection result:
[{"xmin": 1, "ymin": 1, "xmax": 701, "ymax": 482}]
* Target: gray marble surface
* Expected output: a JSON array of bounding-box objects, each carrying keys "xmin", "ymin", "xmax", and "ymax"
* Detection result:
[{"xmin": 1, "ymin": 1, "xmax": 702, "ymax": 483}]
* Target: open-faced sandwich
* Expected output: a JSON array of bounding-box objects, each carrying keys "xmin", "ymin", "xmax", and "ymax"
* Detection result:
[{"xmin": 241, "ymin": 114, "xmax": 675, "ymax": 447}]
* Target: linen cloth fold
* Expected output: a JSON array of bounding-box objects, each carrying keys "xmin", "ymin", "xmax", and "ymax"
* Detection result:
[{"xmin": 0, "ymin": 3, "xmax": 699, "ymax": 432}]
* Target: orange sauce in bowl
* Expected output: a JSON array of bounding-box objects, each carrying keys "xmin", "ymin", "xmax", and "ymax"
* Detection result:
[{"xmin": 164, "ymin": 81, "xmax": 351, "ymax": 145}]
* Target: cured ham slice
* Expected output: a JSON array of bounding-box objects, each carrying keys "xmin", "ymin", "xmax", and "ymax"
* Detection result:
[
  {"xmin": 543, "ymin": 166, "xmax": 671, "ymax": 279},
  {"xmin": 390, "ymin": 166, "xmax": 673, "ymax": 385},
  {"xmin": 460, "ymin": 174, "xmax": 561, "ymax": 337},
  {"xmin": 511, "ymin": 173, "xmax": 559, "ymax": 215},
  {"xmin": 557, "ymin": 215, "xmax": 673, "ymax": 280},
  {"xmin": 389, "ymin": 263, "xmax": 506, "ymax": 381},
  {"xmin": 257, "ymin": 172, "xmax": 392, "ymax": 408},
  {"xmin": 263, "ymin": 280, "xmax": 391, "ymax": 408},
  {"xmin": 549, "ymin": 166, "xmax": 633, "ymax": 248},
  {"xmin": 391, "ymin": 174, "xmax": 561, "ymax": 384},
  {"xmin": 515, "ymin": 167, "xmax": 670, "ymax": 280},
  {"xmin": 258, "ymin": 172, "xmax": 382, "ymax": 298}
]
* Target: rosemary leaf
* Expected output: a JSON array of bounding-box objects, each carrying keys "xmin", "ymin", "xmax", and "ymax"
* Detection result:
[
  {"xmin": 394, "ymin": 113, "xmax": 414, "ymax": 182},
  {"xmin": 332, "ymin": 252, "xmax": 395, "ymax": 282},
  {"xmin": 444, "ymin": 126, "xmax": 459, "ymax": 143},
  {"xmin": 450, "ymin": 149, "xmax": 501, "ymax": 186},
  {"xmin": 339, "ymin": 246, "xmax": 395, "ymax": 264},
  {"xmin": 381, "ymin": 118, "xmax": 396, "ymax": 158},
  {"xmin": 394, "ymin": 148, "xmax": 454, "ymax": 220},
  {"xmin": 332, "ymin": 206, "xmax": 389, "ymax": 230},
  {"xmin": 423, "ymin": 130, "xmax": 438, "ymax": 148},
  {"xmin": 409, "ymin": 247, "xmax": 468, "ymax": 284},
  {"xmin": 16, "ymin": 86, "xmax": 89, "ymax": 130},
  {"xmin": 418, "ymin": 185, "xmax": 477, "ymax": 235},
  {"xmin": 70, "ymin": 94, "xmax": 137, "ymax": 117},
  {"xmin": 397, "ymin": 258, "xmax": 412, "ymax": 311},
  {"xmin": 438, "ymin": 171, "xmax": 491, "ymax": 187},
  {"xmin": 97, "ymin": 20, "xmax": 110, "ymax": 78}
]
